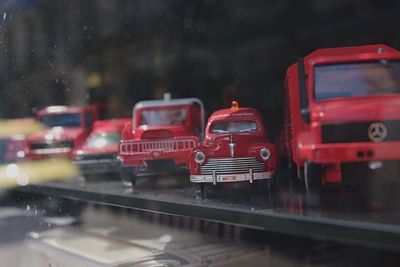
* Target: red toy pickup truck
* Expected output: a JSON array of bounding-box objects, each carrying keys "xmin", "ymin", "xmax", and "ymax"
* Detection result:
[
  {"xmin": 189, "ymin": 101, "xmax": 277, "ymax": 196},
  {"xmin": 73, "ymin": 118, "xmax": 129, "ymax": 177},
  {"xmin": 26, "ymin": 105, "xmax": 99, "ymax": 160},
  {"xmin": 282, "ymin": 44, "xmax": 400, "ymax": 194},
  {"xmin": 119, "ymin": 94, "xmax": 205, "ymax": 186}
]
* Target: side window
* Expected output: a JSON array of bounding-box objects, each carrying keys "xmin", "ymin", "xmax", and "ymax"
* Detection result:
[{"xmin": 85, "ymin": 112, "xmax": 94, "ymax": 130}]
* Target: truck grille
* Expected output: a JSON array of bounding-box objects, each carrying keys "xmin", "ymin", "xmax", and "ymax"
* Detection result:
[
  {"xmin": 200, "ymin": 157, "xmax": 266, "ymax": 175},
  {"xmin": 31, "ymin": 140, "xmax": 74, "ymax": 151},
  {"xmin": 120, "ymin": 138, "xmax": 196, "ymax": 154},
  {"xmin": 321, "ymin": 121, "xmax": 400, "ymax": 143},
  {"xmin": 77, "ymin": 153, "xmax": 117, "ymax": 161}
]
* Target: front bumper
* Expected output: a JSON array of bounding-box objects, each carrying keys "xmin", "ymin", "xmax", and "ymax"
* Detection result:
[
  {"xmin": 119, "ymin": 150, "xmax": 190, "ymax": 167},
  {"xmin": 190, "ymin": 171, "xmax": 274, "ymax": 184},
  {"xmin": 299, "ymin": 141, "xmax": 400, "ymax": 164},
  {"xmin": 29, "ymin": 148, "xmax": 72, "ymax": 160},
  {"xmin": 73, "ymin": 158, "xmax": 121, "ymax": 174}
]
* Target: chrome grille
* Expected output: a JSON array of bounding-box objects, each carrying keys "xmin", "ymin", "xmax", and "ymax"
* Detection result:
[
  {"xmin": 31, "ymin": 140, "xmax": 74, "ymax": 150},
  {"xmin": 322, "ymin": 120, "xmax": 400, "ymax": 143},
  {"xmin": 200, "ymin": 157, "xmax": 266, "ymax": 175},
  {"xmin": 78, "ymin": 153, "xmax": 117, "ymax": 160}
]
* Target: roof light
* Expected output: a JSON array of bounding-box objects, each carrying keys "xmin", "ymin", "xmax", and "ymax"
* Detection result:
[
  {"xmin": 164, "ymin": 93, "xmax": 171, "ymax": 101},
  {"xmin": 231, "ymin": 101, "xmax": 239, "ymax": 111}
]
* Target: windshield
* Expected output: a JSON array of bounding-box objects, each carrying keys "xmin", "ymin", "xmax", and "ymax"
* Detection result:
[
  {"xmin": 139, "ymin": 108, "xmax": 187, "ymax": 126},
  {"xmin": 85, "ymin": 132, "xmax": 121, "ymax": 149},
  {"xmin": 314, "ymin": 61, "xmax": 400, "ymax": 100},
  {"xmin": 39, "ymin": 113, "xmax": 82, "ymax": 128},
  {"xmin": 211, "ymin": 121, "xmax": 258, "ymax": 133}
]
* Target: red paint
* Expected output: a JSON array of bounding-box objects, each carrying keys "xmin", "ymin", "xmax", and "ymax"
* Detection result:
[
  {"xmin": 74, "ymin": 118, "xmax": 129, "ymax": 157},
  {"xmin": 118, "ymin": 97, "xmax": 204, "ymax": 171},
  {"xmin": 282, "ymin": 44, "xmax": 400, "ymax": 184},
  {"xmin": 189, "ymin": 103, "xmax": 278, "ymax": 184},
  {"xmin": 26, "ymin": 105, "xmax": 100, "ymax": 160}
]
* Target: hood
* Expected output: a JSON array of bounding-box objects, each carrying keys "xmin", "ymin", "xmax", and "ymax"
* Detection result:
[
  {"xmin": 134, "ymin": 125, "xmax": 195, "ymax": 139},
  {"xmin": 28, "ymin": 127, "xmax": 84, "ymax": 142},
  {"xmin": 75, "ymin": 144, "xmax": 118, "ymax": 156},
  {"xmin": 312, "ymin": 96, "xmax": 400, "ymax": 123},
  {"xmin": 203, "ymin": 133, "xmax": 266, "ymax": 158}
]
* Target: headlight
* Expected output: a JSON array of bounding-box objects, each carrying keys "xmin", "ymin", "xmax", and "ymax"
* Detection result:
[
  {"xmin": 194, "ymin": 151, "xmax": 206, "ymax": 164},
  {"xmin": 260, "ymin": 148, "xmax": 271, "ymax": 160}
]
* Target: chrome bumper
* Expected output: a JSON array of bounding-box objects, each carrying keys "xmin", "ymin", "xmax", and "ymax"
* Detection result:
[
  {"xmin": 190, "ymin": 171, "xmax": 274, "ymax": 184},
  {"xmin": 73, "ymin": 158, "xmax": 121, "ymax": 174}
]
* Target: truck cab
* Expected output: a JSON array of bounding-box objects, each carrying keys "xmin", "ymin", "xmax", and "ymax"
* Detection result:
[
  {"xmin": 27, "ymin": 105, "xmax": 98, "ymax": 160},
  {"xmin": 189, "ymin": 101, "xmax": 277, "ymax": 195},
  {"xmin": 118, "ymin": 95, "xmax": 205, "ymax": 185},
  {"xmin": 283, "ymin": 44, "xmax": 400, "ymax": 191}
]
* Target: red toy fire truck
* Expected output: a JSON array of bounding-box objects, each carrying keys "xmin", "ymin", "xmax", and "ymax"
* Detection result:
[
  {"xmin": 73, "ymin": 118, "xmax": 129, "ymax": 177},
  {"xmin": 189, "ymin": 101, "xmax": 277, "ymax": 195},
  {"xmin": 26, "ymin": 105, "xmax": 99, "ymax": 160},
  {"xmin": 118, "ymin": 94, "xmax": 205, "ymax": 186},
  {"xmin": 282, "ymin": 44, "xmax": 400, "ymax": 193}
]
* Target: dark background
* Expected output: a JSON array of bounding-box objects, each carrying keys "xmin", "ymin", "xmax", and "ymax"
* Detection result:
[{"xmin": 0, "ymin": 0, "xmax": 399, "ymax": 137}]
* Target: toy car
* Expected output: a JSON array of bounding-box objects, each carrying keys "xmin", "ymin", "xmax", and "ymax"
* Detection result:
[
  {"xmin": 119, "ymin": 94, "xmax": 205, "ymax": 186},
  {"xmin": 189, "ymin": 101, "xmax": 277, "ymax": 195},
  {"xmin": 281, "ymin": 44, "xmax": 400, "ymax": 197},
  {"xmin": 26, "ymin": 105, "xmax": 99, "ymax": 160},
  {"xmin": 73, "ymin": 118, "xmax": 129, "ymax": 177},
  {"xmin": 0, "ymin": 118, "xmax": 42, "ymax": 163}
]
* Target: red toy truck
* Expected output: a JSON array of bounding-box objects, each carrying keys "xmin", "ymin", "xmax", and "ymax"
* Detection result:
[
  {"xmin": 73, "ymin": 118, "xmax": 129, "ymax": 177},
  {"xmin": 119, "ymin": 94, "xmax": 205, "ymax": 185},
  {"xmin": 26, "ymin": 105, "xmax": 99, "ymax": 160},
  {"xmin": 189, "ymin": 101, "xmax": 277, "ymax": 195},
  {"xmin": 282, "ymin": 44, "xmax": 400, "ymax": 192}
]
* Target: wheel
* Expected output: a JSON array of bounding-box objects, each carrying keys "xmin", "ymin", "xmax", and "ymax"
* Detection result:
[
  {"xmin": 120, "ymin": 167, "xmax": 137, "ymax": 189},
  {"xmin": 303, "ymin": 161, "xmax": 322, "ymax": 208},
  {"xmin": 194, "ymin": 183, "xmax": 206, "ymax": 199},
  {"xmin": 252, "ymin": 177, "xmax": 275, "ymax": 197}
]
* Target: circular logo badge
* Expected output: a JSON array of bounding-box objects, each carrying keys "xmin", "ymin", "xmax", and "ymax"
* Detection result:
[{"xmin": 368, "ymin": 122, "xmax": 388, "ymax": 142}]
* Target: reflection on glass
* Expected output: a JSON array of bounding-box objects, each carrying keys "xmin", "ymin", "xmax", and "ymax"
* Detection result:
[
  {"xmin": 211, "ymin": 121, "xmax": 258, "ymax": 133},
  {"xmin": 39, "ymin": 113, "xmax": 82, "ymax": 128},
  {"xmin": 140, "ymin": 109, "xmax": 187, "ymax": 126},
  {"xmin": 85, "ymin": 132, "xmax": 121, "ymax": 148},
  {"xmin": 314, "ymin": 61, "xmax": 400, "ymax": 100}
]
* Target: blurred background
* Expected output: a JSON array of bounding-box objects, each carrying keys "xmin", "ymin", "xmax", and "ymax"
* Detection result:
[{"xmin": 0, "ymin": 0, "xmax": 399, "ymax": 137}]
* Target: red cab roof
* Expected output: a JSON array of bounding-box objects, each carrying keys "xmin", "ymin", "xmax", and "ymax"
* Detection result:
[
  {"xmin": 92, "ymin": 118, "xmax": 130, "ymax": 133},
  {"xmin": 305, "ymin": 44, "xmax": 400, "ymax": 61},
  {"xmin": 209, "ymin": 107, "xmax": 262, "ymax": 121}
]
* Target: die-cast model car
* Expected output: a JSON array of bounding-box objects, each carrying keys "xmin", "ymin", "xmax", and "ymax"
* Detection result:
[
  {"xmin": 189, "ymin": 101, "xmax": 277, "ymax": 195},
  {"xmin": 281, "ymin": 44, "xmax": 400, "ymax": 195},
  {"xmin": 73, "ymin": 118, "xmax": 129, "ymax": 177},
  {"xmin": 118, "ymin": 94, "xmax": 205, "ymax": 186},
  {"xmin": 0, "ymin": 118, "xmax": 42, "ymax": 163},
  {"xmin": 26, "ymin": 105, "xmax": 99, "ymax": 160}
]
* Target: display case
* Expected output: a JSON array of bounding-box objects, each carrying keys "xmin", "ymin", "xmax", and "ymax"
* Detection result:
[{"xmin": 1, "ymin": 1, "xmax": 400, "ymax": 266}]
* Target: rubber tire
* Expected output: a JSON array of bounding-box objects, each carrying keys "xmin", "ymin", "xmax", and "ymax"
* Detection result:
[
  {"xmin": 120, "ymin": 167, "xmax": 137, "ymax": 189},
  {"xmin": 304, "ymin": 162, "xmax": 322, "ymax": 208},
  {"xmin": 194, "ymin": 183, "xmax": 206, "ymax": 199}
]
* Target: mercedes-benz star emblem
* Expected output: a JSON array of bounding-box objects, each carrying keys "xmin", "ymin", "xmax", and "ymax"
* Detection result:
[{"xmin": 368, "ymin": 122, "xmax": 388, "ymax": 142}]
